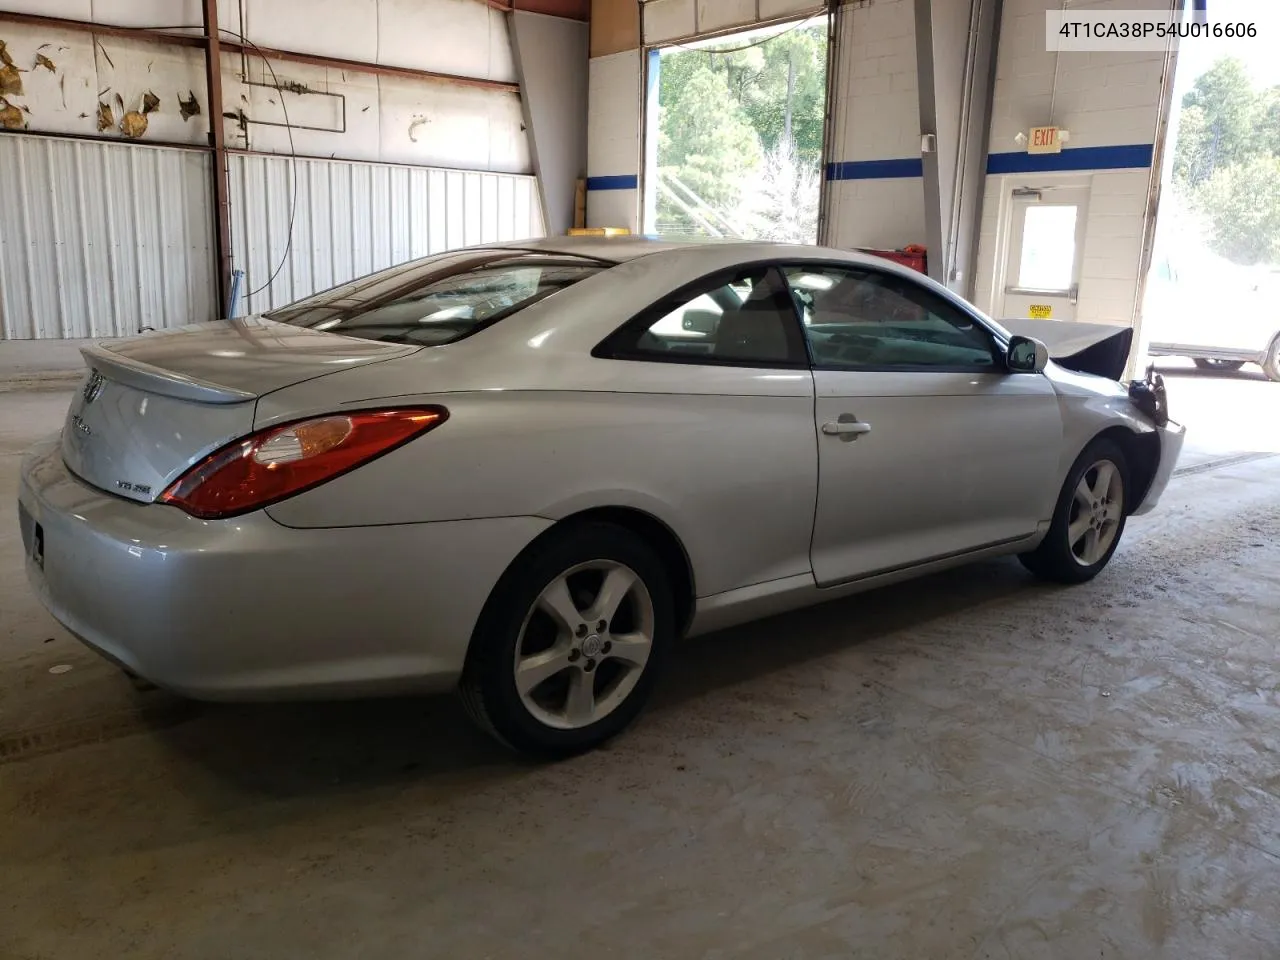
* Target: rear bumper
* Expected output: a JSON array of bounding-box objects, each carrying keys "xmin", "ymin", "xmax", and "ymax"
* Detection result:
[
  {"xmin": 18, "ymin": 441, "xmax": 551, "ymax": 700},
  {"xmin": 1131, "ymin": 419, "xmax": 1186, "ymax": 517}
]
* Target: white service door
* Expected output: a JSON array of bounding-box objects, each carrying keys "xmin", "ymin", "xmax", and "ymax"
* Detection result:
[{"xmin": 1001, "ymin": 185, "xmax": 1090, "ymax": 322}]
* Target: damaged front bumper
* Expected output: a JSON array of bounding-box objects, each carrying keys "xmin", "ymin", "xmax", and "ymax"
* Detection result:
[
  {"xmin": 1129, "ymin": 368, "xmax": 1183, "ymax": 516},
  {"xmin": 1128, "ymin": 366, "xmax": 1169, "ymax": 427}
]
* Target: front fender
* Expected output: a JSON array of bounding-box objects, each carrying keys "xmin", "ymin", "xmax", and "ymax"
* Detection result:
[{"xmin": 1048, "ymin": 364, "xmax": 1155, "ymax": 468}]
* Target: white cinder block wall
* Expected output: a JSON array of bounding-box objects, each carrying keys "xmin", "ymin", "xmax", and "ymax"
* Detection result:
[
  {"xmin": 972, "ymin": 0, "xmax": 1172, "ymax": 326},
  {"xmin": 825, "ymin": 0, "xmax": 927, "ymax": 251}
]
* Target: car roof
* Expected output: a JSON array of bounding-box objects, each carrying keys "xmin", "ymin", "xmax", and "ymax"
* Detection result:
[
  {"xmin": 486, "ymin": 236, "xmax": 705, "ymax": 262},
  {"xmin": 483, "ymin": 235, "xmax": 913, "ymax": 272}
]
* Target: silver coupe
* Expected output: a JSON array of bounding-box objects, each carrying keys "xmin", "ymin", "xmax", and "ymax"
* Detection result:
[{"xmin": 18, "ymin": 238, "xmax": 1185, "ymax": 756}]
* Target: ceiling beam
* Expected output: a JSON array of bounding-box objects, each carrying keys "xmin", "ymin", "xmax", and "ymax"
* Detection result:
[{"xmin": 0, "ymin": 10, "xmax": 521, "ymax": 93}]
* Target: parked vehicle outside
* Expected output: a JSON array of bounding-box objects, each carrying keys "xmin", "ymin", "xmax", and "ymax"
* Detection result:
[{"xmin": 1143, "ymin": 247, "xmax": 1280, "ymax": 380}]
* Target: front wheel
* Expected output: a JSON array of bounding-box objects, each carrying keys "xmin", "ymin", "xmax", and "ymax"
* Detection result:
[
  {"xmin": 460, "ymin": 522, "xmax": 674, "ymax": 758},
  {"xmin": 1020, "ymin": 439, "xmax": 1129, "ymax": 584}
]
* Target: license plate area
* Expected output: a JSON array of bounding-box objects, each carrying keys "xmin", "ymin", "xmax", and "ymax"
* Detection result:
[
  {"xmin": 33, "ymin": 521, "xmax": 44, "ymax": 569},
  {"xmin": 18, "ymin": 501, "xmax": 35, "ymax": 553},
  {"xmin": 19, "ymin": 503, "xmax": 44, "ymax": 570}
]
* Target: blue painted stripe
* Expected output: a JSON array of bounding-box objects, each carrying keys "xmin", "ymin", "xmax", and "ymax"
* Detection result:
[
  {"xmin": 986, "ymin": 143, "xmax": 1154, "ymax": 174},
  {"xmin": 825, "ymin": 158, "xmax": 924, "ymax": 181},
  {"xmin": 586, "ymin": 175, "xmax": 638, "ymax": 191},
  {"xmin": 1192, "ymin": 0, "xmax": 1207, "ymax": 24}
]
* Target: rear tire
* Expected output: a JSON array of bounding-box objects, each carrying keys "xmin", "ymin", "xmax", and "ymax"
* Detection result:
[
  {"xmin": 459, "ymin": 522, "xmax": 674, "ymax": 759},
  {"xmin": 1193, "ymin": 358, "xmax": 1245, "ymax": 372},
  {"xmin": 1020, "ymin": 439, "xmax": 1129, "ymax": 584},
  {"xmin": 1263, "ymin": 336, "xmax": 1280, "ymax": 382}
]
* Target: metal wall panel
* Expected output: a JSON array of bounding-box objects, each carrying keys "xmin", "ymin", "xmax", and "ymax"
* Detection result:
[
  {"xmin": 228, "ymin": 154, "xmax": 546, "ymax": 316},
  {"xmin": 0, "ymin": 135, "xmax": 218, "ymax": 340}
]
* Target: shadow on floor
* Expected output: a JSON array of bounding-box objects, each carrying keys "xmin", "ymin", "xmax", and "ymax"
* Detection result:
[
  {"xmin": 1152, "ymin": 363, "xmax": 1270, "ymax": 383},
  {"xmin": 141, "ymin": 557, "xmax": 1040, "ymax": 798}
]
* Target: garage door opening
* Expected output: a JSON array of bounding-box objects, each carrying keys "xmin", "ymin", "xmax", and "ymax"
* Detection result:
[
  {"xmin": 1142, "ymin": 0, "xmax": 1280, "ymax": 382},
  {"xmin": 642, "ymin": 17, "xmax": 830, "ymax": 243}
]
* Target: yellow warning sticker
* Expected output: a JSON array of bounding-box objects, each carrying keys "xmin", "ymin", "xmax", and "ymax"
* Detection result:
[{"xmin": 1028, "ymin": 304, "xmax": 1053, "ymax": 319}]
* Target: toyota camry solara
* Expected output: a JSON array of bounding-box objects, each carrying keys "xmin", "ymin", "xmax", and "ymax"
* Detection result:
[{"xmin": 18, "ymin": 238, "xmax": 1185, "ymax": 756}]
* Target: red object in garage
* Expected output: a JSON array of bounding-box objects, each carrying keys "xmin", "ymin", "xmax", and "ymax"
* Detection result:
[{"xmin": 859, "ymin": 245, "xmax": 927, "ymax": 275}]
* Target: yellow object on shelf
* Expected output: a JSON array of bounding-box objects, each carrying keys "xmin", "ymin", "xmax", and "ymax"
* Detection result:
[{"xmin": 567, "ymin": 227, "xmax": 630, "ymax": 237}]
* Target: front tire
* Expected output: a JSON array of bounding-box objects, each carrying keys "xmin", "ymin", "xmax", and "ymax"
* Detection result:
[
  {"xmin": 1020, "ymin": 439, "xmax": 1129, "ymax": 584},
  {"xmin": 460, "ymin": 522, "xmax": 674, "ymax": 758}
]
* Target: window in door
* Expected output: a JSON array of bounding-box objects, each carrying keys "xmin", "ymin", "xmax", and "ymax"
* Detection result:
[
  {"xmin": 783, "ymin": 265, "xmax": 1000, "ymax": 370},
  {"xmin": 598, "ymin": 267, "xmax": 809, "ymax": 366},
  {"xmin": 1018, "ymin": 205, "xmax": 1079, "ymax": 290}
]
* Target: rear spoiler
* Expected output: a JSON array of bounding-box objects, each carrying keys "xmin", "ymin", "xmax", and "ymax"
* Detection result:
[
  {"xmin": 1000, "ymin": 318, "xmax": 1133, "ymax": 381},
  {"xmin": 80, "ymin": 345, "xmax": 255, "ymax": 405}
]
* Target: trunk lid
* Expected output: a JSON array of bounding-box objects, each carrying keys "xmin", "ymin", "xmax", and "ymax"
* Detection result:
[{"xmin": 61, "ymin": 319, "xmax": 418, "ymax": 503}]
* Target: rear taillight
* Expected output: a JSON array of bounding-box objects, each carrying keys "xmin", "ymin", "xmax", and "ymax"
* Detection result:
[{"xmin": 159, "ymin": 407, "xmax": 447, "ymax": 519}]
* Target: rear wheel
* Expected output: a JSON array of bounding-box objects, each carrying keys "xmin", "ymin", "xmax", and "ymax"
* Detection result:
[
  {"xmin": 460, "ymin": 522, "xmax": 674, "ymax": 758},
  {"xmin": 1020, "ymin": 439, "xmax": 1129, "ymax": 584},
  {"xmin": 1194, "ymin": 358, "xmax": 1245, "ymax": 372},
  {"xmin": 1263, "ymin": 336, "xmax": 1280, "ymax": 382}
]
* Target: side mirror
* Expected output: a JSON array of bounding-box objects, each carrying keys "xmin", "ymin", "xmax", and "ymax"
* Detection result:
[{"xmin": 1007, "ymin": 335, "xmax": 1049, "ymax": 374}]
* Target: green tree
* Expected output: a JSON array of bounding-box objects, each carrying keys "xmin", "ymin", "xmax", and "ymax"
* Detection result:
[
  {"xmin": 1172, "ymin": 55, "xmax": 1280, "ymax": 266},
  {"xmin": 741, "ymin": 141, "xmax": 820, "ymax": 243},
  {"xmin": 1196, "ymin": 154, "xmax": 1280, "ymax": 265},
  {"xmin": 1259, "ymin": 85, "xmax": 1280, "ymax": 157},
  {"xmin": 656, "ymin": 63, "xmax": 762, "ymax": 235},
  {"xmin": 1173, "ymin": 57, "xmax": 1261, "ymax": 187},
  {"xmin": 654, "ymin": 23, "xmax": 828, "ymax": 239}
]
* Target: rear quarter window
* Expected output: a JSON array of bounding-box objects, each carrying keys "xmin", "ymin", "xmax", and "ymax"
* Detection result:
[{"xmin": 267, "ymin": 254, "xmax": 604, "ymax": 346}]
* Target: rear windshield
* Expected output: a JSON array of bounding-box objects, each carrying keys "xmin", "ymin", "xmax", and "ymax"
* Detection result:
[{"xmin": 266, "ymin": 253, "xmax": 604, "ymax": 346}]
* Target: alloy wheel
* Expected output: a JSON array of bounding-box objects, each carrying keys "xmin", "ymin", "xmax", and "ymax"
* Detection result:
[
  {"xmin": 1067, "ymin": 459, "xmax": 1124, "ymax": 566},
  {"xmin": 512, "ymin": 560, "xmax": 655, "ymax": 730}
]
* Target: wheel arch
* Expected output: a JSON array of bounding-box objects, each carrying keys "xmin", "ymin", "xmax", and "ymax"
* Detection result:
[
  {"xmin": 547, "ymin": 507, "xmax": 697, "ymax": 636},
  {"xmin": 1088, "ymin": 426, "xmax": 1160, "ymax": 513},
  {"xmin": 474, "ymin": 505, "xmax": 697, "ymax": 642}
]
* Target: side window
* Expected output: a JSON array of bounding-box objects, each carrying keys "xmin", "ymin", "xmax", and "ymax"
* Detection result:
[
  {"xmin": 602, "ymin": 267, "xmax": 808, "ymax": 366},
  {"xmin": 784, "ymin": 266, "xmax": 1000, "ymax": 371}
]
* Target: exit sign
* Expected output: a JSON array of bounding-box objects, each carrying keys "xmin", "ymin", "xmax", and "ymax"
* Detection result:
[{"xmin": 1028, "ymin": 126, "xmax": 1063, "ymax": 154}]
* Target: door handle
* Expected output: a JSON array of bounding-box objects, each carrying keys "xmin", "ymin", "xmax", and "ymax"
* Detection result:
[{"xmin": 821, "ymin": 418, "xmax": 872, "ymax": 439}]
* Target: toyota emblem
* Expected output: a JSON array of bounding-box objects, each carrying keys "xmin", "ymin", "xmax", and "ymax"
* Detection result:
[{"xmin": 82, "ymin": 370, "xmax": 105, "ymax": 404}]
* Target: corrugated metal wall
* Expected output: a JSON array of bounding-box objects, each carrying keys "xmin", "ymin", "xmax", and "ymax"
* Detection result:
[
  {"xmin": 0, "ymin": 136, "xmax": 217, "ymax": 340},
  {"xmin": 0, "ymin": 137, "xmax": 546, "ymax": 337},
  {"xmin": 229, "ymin": 154, "xmax": 546, "ymax": 316}
]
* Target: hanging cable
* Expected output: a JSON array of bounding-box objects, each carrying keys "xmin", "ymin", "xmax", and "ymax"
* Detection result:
[{"xmin": 113, "ymin": 23, "xmax": 301, "ymax": 306}]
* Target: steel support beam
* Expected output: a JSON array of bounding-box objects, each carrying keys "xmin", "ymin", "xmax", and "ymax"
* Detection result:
[
  {"xmin": 913, "ymin": 0, "xmax": 943, "ymax": 285},
  {"xmin": 914, "ymin": 0, "xmax": 1002, "ymax": 296},
  {"xmin": 201, "ymin": 0, "xmax": 233, "ymax": 318},
  {"xmin": 216, "ymin": 40, "xmax": 520, "ymax": 93},
  {"xmin": 951, "ymin": 0, "xmax": 1002, "ymax": 301}
]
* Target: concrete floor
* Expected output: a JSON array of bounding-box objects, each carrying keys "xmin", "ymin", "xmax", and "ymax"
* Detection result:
[{"xmin": 2, "ymin": 362, "xmax": 1280, "ymax": 959}]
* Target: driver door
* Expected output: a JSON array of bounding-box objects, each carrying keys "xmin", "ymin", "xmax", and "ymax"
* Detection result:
[{"xmin": 783, "ymin": 264, "xmax": 1064, "ymax": 586}]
